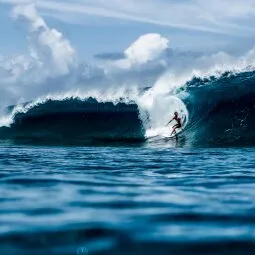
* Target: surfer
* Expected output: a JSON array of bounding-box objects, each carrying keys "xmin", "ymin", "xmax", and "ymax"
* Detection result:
[{"xmin": 166, "ymin": 112, "xmax": 182, "ymax": 136}]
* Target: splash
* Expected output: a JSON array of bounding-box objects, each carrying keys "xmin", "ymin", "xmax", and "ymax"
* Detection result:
[{"xmin": 138, "ymin": 92, "xmax": 189, "ymax": 138}]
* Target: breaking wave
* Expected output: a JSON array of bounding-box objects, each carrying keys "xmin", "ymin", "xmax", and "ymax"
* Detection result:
[
  {"xmin": 182, "ymin": 70, "xmax": 255, "ymax": 146},
  {"xmin": 1, "ymin": 70, "xmax": 255, "ymax": 146}
]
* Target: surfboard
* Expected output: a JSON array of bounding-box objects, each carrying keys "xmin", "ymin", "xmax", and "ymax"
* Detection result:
[
  {"xmin": 146, "ymin": 127, "xmax": 184, "ymax": 140},
  {"xmin": 161, "ymin": 134, "xmax": 177, "ymax": 139},
  {"xmin": 161, "ymin": 128, "xmax": 184, "ymax": 139}
]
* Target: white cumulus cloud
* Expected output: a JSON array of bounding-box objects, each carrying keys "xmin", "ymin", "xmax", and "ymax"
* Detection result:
[
  {"xmin": 109, "ymin": 33, "xmax": 169, "ymax": 70},
  {"xmin": 12, "ymin": 4, "xmax": 76, "ymax": 76},
  {"xmin": 125, "ymin": 34, "xmax": 169, "ymax": 65}
]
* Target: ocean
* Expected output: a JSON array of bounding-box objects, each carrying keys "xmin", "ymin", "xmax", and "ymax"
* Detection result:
[
  {"xmin": 1, "ymin": 70, "xmax": 255, "ymax": 254},
  {"xmin": 2, "ymin": 3, "xmax": 255, "ymax": 254},
  {"xmin": 1, "ymin": 145, "xmax": 255, "ymax": 255}
]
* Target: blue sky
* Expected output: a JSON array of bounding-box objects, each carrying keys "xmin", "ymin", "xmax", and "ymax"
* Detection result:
[
  {"xmin": 1, "ymin": 0, "xmax": 255, "ymax": 116},
  {"xmin": 1, "ymin": 0, "xmax": 255, "ymax": 61}
]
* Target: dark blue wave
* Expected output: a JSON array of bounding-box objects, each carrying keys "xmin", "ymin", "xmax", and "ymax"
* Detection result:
[
  {"xmin": 182, "ymin": 70, "xmax": 255, "ymax": 146},
  {"xmin": 0, "ymin": 98, "xmax": 145, "ymax": 145}
]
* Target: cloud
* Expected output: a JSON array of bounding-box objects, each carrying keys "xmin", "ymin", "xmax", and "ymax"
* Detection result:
[
  {"xmin": 2, "ymin": 0, "xmax": 255, "ymax": 35},
  {"xmin": 0, "ymin": 4, "xmax": 79, "ymax": 109},
  {"xmin": 2, "ymin": 2, "xmax": 255, "ymax": 118},
  {"xmin": 12, "ymin": 3, "xmax": 46, "ymax": 31},
  {"xmin": 125, "ymin": 34, "xmax": 169, "ymax": 65},
  {"xmin": 105, "ymin": 33, "xmax": 169, "ymax": 71},
  {"xmin": 12, "ymin": 4, "xmax": 75, "ymax": 76}
]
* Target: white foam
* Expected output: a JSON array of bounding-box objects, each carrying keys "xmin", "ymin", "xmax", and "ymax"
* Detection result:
[{"xmin": 138, "ymin": 92, "xmax": 189, "ymax": 138}]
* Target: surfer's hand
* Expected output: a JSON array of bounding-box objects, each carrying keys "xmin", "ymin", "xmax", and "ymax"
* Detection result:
[{"xmin": 166, "ymin": 120, "xmax": 171, "ymax": 126}]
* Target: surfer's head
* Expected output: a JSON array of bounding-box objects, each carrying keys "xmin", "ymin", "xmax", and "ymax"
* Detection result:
[{"xmin": 174, "ymin": 111, "xmax": 178, "ymax": 116}]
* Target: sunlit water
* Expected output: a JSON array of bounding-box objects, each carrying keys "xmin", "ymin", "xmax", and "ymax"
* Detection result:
[{"xmin": 1, "ymin": 144, "xmax": 255, "ymax": 255}]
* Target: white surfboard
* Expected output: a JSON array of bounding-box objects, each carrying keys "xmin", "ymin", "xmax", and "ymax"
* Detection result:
[
  {"xmin": 146, "ymin": 127, "xmax": 184, "ymax": 140},
  {"xmin": 161, "ymin": 133, "xmax": 176, "ymax": 139},
  {"xmin": 161, "ymin": 128, "xmax": 183, "ymax": 139}
]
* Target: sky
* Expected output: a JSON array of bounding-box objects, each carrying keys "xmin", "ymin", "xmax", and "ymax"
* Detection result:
[
  {"xmin": 1, "ymin": 0, "xmax": 255, "ymax": 61},
  {"xmin": 1, "ymin": 0, "xmax": 255, "ymax": 115}
]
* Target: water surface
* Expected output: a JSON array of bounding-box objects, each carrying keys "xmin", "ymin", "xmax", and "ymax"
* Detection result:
[{"xmin": 1, "ymin": 145, "xmax": 255, "ymax": 255}]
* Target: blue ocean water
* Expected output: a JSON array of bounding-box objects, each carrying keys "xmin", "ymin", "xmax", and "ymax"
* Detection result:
[
  {"xmin": 1, "ymin": 68, "xmax": 255, "ymax": 255},
  {"xmin": 3, "ymin": 3, "xmax": 255, "ymax": 254},
  {"xmin": 1, "ymin": 144, "xmax": 255, "ymax": 255}
]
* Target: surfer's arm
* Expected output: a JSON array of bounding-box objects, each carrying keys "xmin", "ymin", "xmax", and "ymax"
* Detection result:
[{"xmin": 166, "ymin": 118, "xmax": 174, "ymax": 126}]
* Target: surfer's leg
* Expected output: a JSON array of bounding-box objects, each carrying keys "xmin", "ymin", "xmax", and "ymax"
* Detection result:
[
  {"xmin": 171, "ymin": 125, "xmax": 178, "ymax": 136},
  {"xmin": 171, "ymin": 124, "xmax": 182, "ymax": 136}
]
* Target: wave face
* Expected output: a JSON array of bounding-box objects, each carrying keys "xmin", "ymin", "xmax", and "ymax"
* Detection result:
[
  {"xmin": 1, "ymin": 70, "xmax": 255, "ymax": 147},
  {"xmin": 182, "ymin": 70, "xmax": 255, "ymax": 146},
  {"xmin": 0, "ymin": 98, "xmax": 145, "ymax": 145}
]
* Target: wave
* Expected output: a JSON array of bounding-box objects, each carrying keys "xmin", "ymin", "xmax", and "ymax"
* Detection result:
[
  {"xmin": 1, "ymin": 70, "xmax": 255, "ymax": 146},
  {"xmin": 0, "ymin": 98, "xmax": 145, "ymax": 145},
  {"xmin": 182, "ymin": 70, "xmax": 255, "ymax": 146}
]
